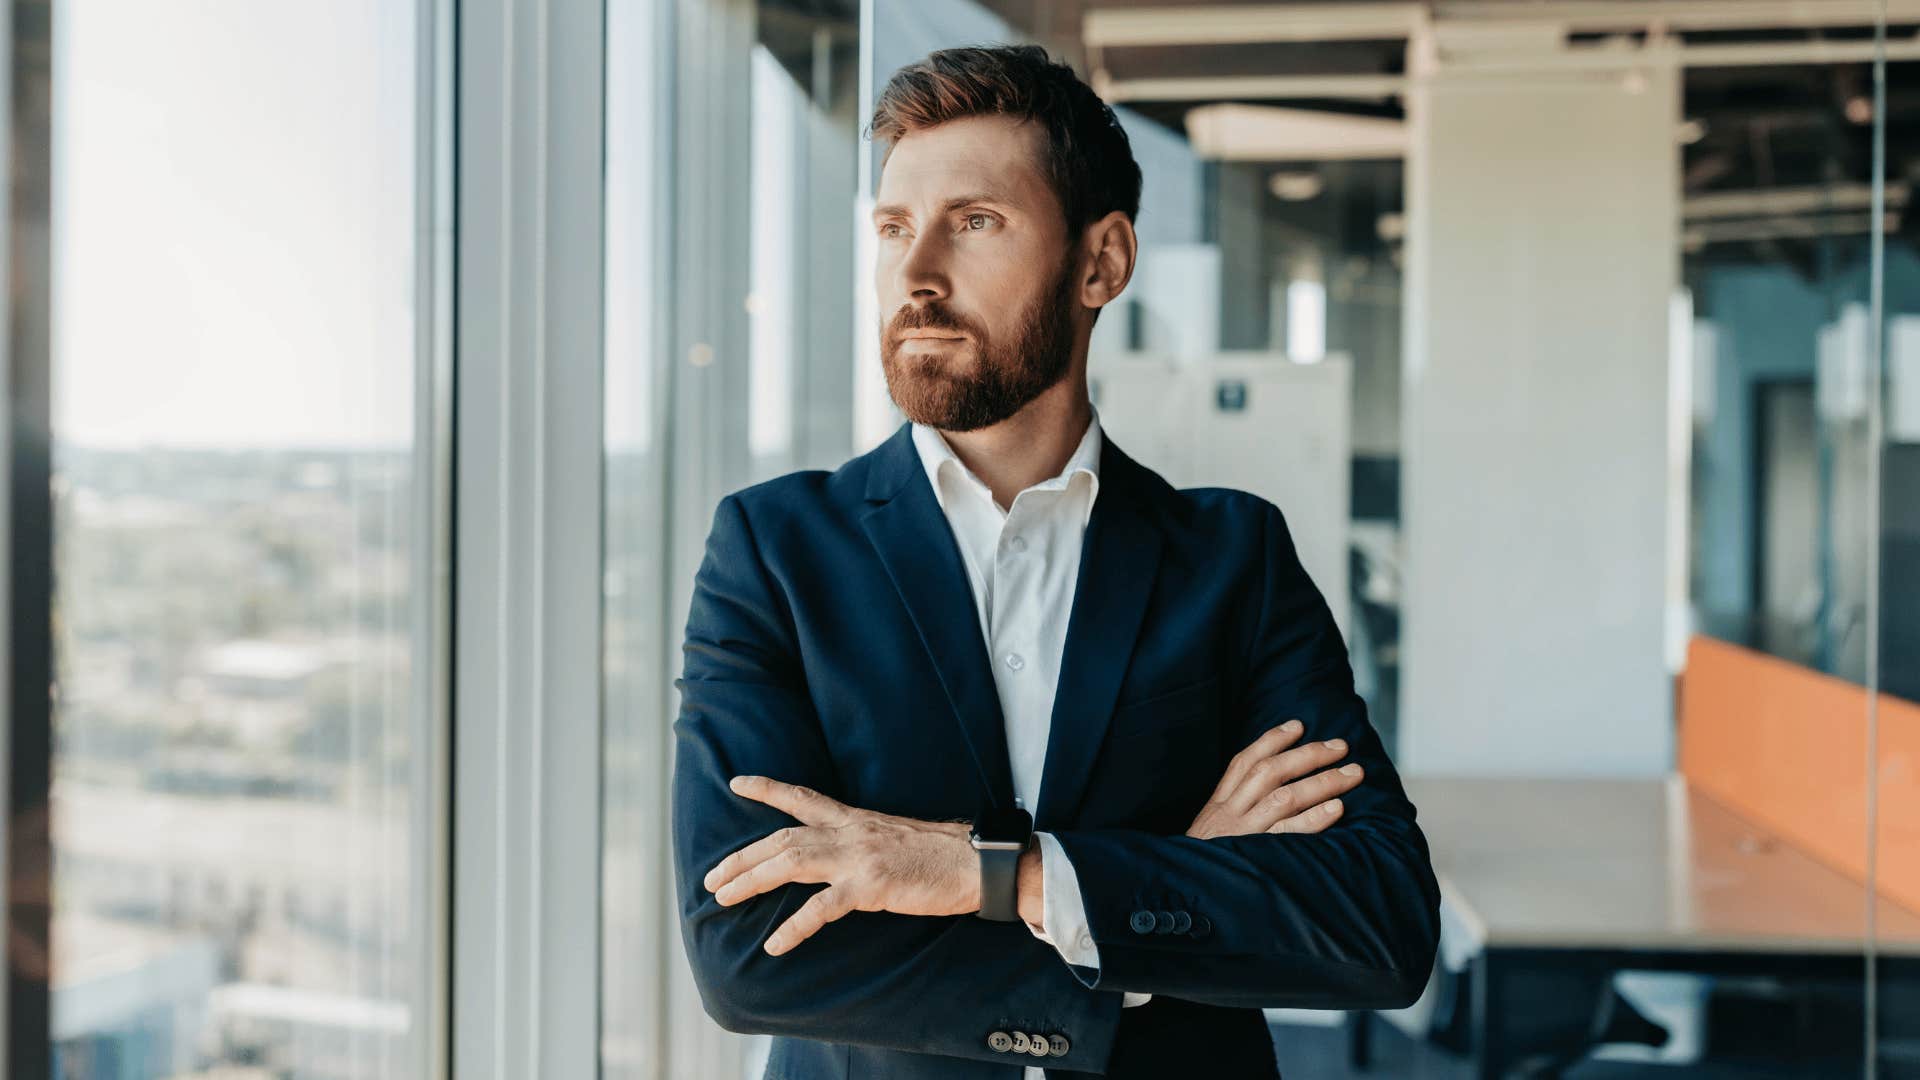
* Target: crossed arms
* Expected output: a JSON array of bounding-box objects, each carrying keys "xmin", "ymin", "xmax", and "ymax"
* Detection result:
[{"xmin": 671, "ymin": 495, "xmax": 1441, "ymax": 1070}]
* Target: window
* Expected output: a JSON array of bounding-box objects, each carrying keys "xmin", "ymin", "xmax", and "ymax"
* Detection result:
[{"xmin": 44, "ymin": 2, "xmax": 444, "ymax": 1077}]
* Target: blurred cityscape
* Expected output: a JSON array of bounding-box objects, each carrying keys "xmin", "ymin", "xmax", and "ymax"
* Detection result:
[{"xmin": 50, "ymin": 446, "xmax": 419, "ymax": 1080}]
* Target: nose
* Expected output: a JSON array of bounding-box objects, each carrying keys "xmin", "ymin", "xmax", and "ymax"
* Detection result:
[{"xmin": 893, "ymin": 227, "xmax": 950, "ymax": 304}]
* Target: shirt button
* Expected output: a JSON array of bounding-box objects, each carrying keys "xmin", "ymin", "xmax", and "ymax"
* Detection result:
[
  {"xmin": 1003, "ymin": 652, "xmax": 1025, "ymax": 671},
  {"xmin": 1007, "ymin": 534, "xmax": 1028, "ymax": 553},
  {"xmin": 1077, "ymin": 929, "xmax": 1094, "ymax": 952}
]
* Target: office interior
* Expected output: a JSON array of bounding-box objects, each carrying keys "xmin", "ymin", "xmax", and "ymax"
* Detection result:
[{"xmin": 1, "ymin": 0, "xmax": 1915, "ymax": 1078}]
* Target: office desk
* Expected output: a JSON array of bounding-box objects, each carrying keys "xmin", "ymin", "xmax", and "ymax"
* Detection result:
[{"xmin": 1403, "ymin": 776, "xmax": 1920, "ymax": 1077}]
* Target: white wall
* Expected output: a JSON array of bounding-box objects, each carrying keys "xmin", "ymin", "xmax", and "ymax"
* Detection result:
[{"xmin": 1400, "ymin": 66, "xmax": 1677, "ymax": 777}]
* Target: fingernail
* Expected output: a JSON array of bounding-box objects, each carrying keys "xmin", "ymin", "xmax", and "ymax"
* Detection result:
[
  {"xmin": 1281, "ymin": 719, "xmax": 1302, "ymax": 733},
  {"xmin": 1324, "ymin": 798, "xmax": 1343, "ymax": 815},
  {"xmin": 1326, "ymin": 739, "xmax": 1346, "ymax": 752},
  {"xmin": 1341, "ymin": 763, "xmax": 1363, "ymax": 776},
  {"xmin": 729, "ymin": 776, "xmax": 751, "ymax": 792}
]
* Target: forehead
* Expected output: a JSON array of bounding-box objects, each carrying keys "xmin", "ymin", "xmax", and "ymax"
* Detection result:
[{"xmin": 874, "ymin": 114, "xmax": 1051, "ymax": 211}]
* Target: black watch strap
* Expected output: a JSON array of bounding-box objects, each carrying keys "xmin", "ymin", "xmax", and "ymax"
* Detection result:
[
  {"xmin": 977, "ymin": 840, "xmax": 1024, "ymax": 921},
  {"xmin": 971, "ymin": 806, "xmax": 1033, "ymax": 922}
]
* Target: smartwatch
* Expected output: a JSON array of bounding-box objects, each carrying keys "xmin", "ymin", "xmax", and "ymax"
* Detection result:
[{"xmin": 969, "ymin": 805, "xmax": 1034, "ymax": 922}]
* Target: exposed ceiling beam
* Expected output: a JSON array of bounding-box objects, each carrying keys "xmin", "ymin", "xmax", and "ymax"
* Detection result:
[
  {"xmin": 1685, "ymin": 183, "xmax": 1911, "ymax": 220},
  {"xmin": 1097, "ymin": 38, "xmax": 1920, "ymax": 104},
  {"xmin": 1682, "ymin": 211, "xmax": 1902, "ymax": 249},
  {"xmin": 1085, "ymin": 2, "xmax": 1920, "ymax": 51},
  {"xmin": 1084, "ymin": 4, "xmax": 1425, "ymax": 49},
  {"xmin": 1097, "ymin": 73, "xmax": 1408, "ymax": 104},
  {"xmin": 1435, "ymin": 1, "xmax": 1920, "ymax": 33}
]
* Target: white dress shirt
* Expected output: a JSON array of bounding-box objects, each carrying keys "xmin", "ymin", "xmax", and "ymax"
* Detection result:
[{"xmin": 909, "ymin": 410, "xmax": 1152, "ymax": 1074}]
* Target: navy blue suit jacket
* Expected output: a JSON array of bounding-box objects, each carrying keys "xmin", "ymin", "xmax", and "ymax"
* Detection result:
[{"xmin": 671, "ymin": 422, "xmax": 1440, "ymax": 1078}]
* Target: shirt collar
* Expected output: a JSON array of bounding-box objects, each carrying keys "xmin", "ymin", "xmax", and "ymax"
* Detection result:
[{"xmin": 910, "ymin": 407, "xmax": 1104, "ymax": 517}]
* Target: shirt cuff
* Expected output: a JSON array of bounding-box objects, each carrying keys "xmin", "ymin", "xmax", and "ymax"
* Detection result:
[{"xmin": 1032, "ymin": 831, "xmax": 1152, "ymax": 1008}]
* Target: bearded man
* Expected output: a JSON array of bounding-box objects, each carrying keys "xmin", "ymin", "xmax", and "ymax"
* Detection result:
[{"xmin": 672, "ymin": 43, "xmax": 1439, "ymax": 1080}]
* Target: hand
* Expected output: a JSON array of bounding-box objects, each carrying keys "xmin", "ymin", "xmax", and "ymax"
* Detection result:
[
  {"xmin": 1185, "ymin": 720, "xmax": 1363, "ymax": 839},
  {"xmin": 705, "ymin": 775, "xmax": 980, "ymax": 955}
]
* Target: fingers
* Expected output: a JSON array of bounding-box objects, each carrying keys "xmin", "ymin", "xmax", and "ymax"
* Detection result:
[
  {"xmin": 728, "ymin": 775, "xmax": 853, "ymax": 826},
  {"xmin": 766, "ymin": 885, "xmax": 857, "ymax": 955},
  {"xmin": 704, "ymin": 825, "xmax": 808, "ymax": 893},
  {"xmin": 1246, "ymin": 762, "xmax": 1365, "ymax": 832},
  {"xmin": 1213, "ymin": 720, "xmax": 1304, "ymax": 798},
  {"xmin": 1226, "ymin": 738, "xmax": 1351, "ymax": 814},
  {"xmin": 711, "ymin": 845, "xmax": 825, "ymax": 906},
  {"xmin": 1270, "ymin": 796, "xmax": 1345, "ymax": 835}
]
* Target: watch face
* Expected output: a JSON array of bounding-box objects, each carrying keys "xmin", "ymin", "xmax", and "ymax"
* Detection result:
[{"xmin": 971, "ymin": 805, "xmax": 1033, "ymax": 845}]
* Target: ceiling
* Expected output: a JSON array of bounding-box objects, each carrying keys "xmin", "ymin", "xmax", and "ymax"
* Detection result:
[{"xmin": 968, "ymin": 0, "xmax": 1920, "ymax": 272}]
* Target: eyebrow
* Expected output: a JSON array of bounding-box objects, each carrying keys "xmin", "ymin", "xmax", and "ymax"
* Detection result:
[{"xmin": 870, "ymin": 192, "xmax": 1013, "ymax": 222}]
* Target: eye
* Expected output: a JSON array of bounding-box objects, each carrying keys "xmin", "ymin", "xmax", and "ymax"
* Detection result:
[
  {"xmin": 878, "ymin": 223, "xmax": 904, "ymax": 239},
  {"xmin": 964, "ymin": 213, "xmax": 994, "ymax": 231}
]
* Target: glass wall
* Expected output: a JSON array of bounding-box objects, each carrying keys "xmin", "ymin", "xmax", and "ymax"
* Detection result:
[
  {"xmin": 588, "ymin": 1, "xmax": 1914, "ymax": 1077},
  {"xmin": 1870, "ymin": 9, "xmax": 1920, "ymax": 1070},
  {"xmin": 42, "ymin": 2, "xmax": 442, "ymax": 1077},
  {"xmin": 602, "ymin": 1, "xmax": 860, "ymax": 1077}
]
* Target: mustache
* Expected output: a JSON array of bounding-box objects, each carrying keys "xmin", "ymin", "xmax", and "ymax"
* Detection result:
[{"xmin": 887, "ymin": 303, "xmax": 977, "ymax": 341}]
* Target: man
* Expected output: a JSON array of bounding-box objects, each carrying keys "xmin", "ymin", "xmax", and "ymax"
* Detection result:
[{"xmin": 672, "ymin": 44, "xmax": 1439, "ymax": 1079}]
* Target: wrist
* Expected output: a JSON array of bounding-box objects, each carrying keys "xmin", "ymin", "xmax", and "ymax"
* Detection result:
[{"xmin": 1016, "ymin": 844, "xmax": 1044, "ymax": 931}]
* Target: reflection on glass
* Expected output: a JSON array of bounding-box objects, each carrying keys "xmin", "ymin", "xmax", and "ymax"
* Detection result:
[
  {"xmin": 602, "ymin": 3, "xmax": 860, "ymax": 1074},
  {"xmin": 600, "ymin": 1, "xmax": 668, "ymax": 1076},
  {"xmin": 48, "ymin": 2, "xmax": 426, "ymax": 1077},
  {"xmin": 750, "ymin": 45, "xmax": 799, "ymax": 467}
]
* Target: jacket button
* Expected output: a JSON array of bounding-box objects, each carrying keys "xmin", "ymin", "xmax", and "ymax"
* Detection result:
[
  {"xmin": 1129, "ymin": 909, "xmax": 1156, "ymax": 934},
  {"xmin": 1152, "ymin": 910, "xmax": 1175, "ymax": 934},
  {"xmin": 1010, "ymin": 1031, "xmax": 1033, "ymax": 1054},
  {"xmin": 1192, "ymin": 914, "xmax": 1213, "ymax": 939},
  {"xmin": 1171, "ymin": 910, "xmax": 1192, "ymax": 934},
  {"xmin": 1048, "ymin": 1034, "xmax": 1071, "ymax": 1057},
  {"xmin": 1026, "ymin": 1032, "xmax": 1050, "ymax": 1057},
  {"xmin": 987, "ymin": 1030, "xmax": 1012, "ymax": 1053}
]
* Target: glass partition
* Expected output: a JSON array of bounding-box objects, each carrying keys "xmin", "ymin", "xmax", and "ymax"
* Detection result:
[
  {"xmin": 1869, "ymin": 4, "xmax": 1917, "ymax": 1073},
  {"xmin": 602, "ymin": 1, "xmax": 861, "ymax": 1076},
  {"xmin": 600, "ymin": 0, "xmax": 1916, "ymax": 1075}
]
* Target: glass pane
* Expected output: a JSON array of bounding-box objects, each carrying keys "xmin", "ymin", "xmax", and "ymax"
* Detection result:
[
  {"xmin": 1869, "ymin": 5, "xmax": 1919, "ymax": 1071},
  {"xmin": 48, "ymin": 2, "xmax": 433, "ymax": 1077},
  {"xmin": 602, "ymin": 0, "xmax": 861, "ymax": 1075},
  {"xmin": 630, "ymin": 2, "xmax": 1908, "ymax": 1077},
  {"xmin": 600, "ymin": 0, "xmax": 669, "ymax": 1075}
]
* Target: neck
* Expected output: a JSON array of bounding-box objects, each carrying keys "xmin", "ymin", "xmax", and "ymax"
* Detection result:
[{"xmin": 937, "ymin": 375, "xmax": 1093, "ymax": 511}]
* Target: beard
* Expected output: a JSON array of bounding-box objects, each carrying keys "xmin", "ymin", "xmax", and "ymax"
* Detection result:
[{"xmin": 880, "ymin": 252, "xmax": 1079, "ymax": 433}]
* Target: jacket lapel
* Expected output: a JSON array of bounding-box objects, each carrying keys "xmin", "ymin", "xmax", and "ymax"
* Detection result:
[
  {"xmin": 859, "ymin": 425, "xmax": 1016, "ymax": 811},
  {"xmin": 1033, "ymin": 437, "xmax": 1165, "ymax": 831}
]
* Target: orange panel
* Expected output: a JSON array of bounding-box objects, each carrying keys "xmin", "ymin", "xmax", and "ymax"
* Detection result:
[{"xmin": 1679, "ymin": 636, "xmax": 1920, "ymax": 915}]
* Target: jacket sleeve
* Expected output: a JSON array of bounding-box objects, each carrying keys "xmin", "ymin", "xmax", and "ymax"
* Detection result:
[
  {"xmin": 670, "ymin": 495, "xmax": 1124, "ymax": 1069},
  {"xmin": 1047, "ymin": 499, "xmax": 1441, "ymax": 1011}
]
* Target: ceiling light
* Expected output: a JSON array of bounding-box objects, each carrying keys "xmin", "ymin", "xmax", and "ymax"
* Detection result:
[{"xmin": 1270, "ymin": 171, "xmax": 1325, "ymax": 201}]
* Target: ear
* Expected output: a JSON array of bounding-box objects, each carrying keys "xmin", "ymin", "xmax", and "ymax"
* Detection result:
[{"xmin": 1076, "ymin": 210, "xmax": 1138, "ymax": 314}]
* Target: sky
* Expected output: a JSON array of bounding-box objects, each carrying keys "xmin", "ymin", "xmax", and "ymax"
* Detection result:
[{"xmin": 52, "ymin": 0, "xmax": 417, "ymax": 450}]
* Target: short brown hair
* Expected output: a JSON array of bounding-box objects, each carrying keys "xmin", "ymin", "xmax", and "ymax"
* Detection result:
[{"xmin": 867, "ymin": 44, "xmax": 1143, "ymax": 241}]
